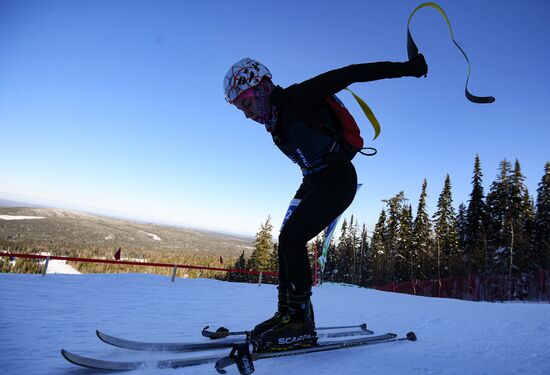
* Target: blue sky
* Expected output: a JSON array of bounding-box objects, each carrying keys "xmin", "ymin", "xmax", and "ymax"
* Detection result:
[{"xmin": 1, "ymin": 0, "xmax": 549, "ymax": 236}]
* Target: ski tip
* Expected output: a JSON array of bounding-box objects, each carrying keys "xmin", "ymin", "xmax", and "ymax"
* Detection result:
[
  {"xmin": 60, "ymin": 349, "xmax": 79, "ymax": 366},
  {"xmin": 96, "ymin": 330, "xmax": 117, "ymax": 345},
  {"xmin": 406, "ymin": 331, "xmax": 417, "ymax": 341},
  {"xmin": 96, "ymin": 330, "xmax": 106, "ymax": 341}
]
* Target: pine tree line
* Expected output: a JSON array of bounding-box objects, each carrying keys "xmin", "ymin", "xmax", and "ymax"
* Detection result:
[
  {"xmin": 229, "ymin": 158, "xmax": 548, "ymax": 295},
  {"xmin": 325, "ymin": 157, "xmax": 549, "ymax": 292}
]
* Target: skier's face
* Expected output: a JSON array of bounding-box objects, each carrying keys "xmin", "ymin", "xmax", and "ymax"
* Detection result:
[{"xmin": 233, "ymin": 90, "xmax": 262, "ymax": 123}]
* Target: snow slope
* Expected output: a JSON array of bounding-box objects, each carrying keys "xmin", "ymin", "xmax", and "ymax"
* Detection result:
[
  {"xmin": 46, "ymin": 259, "xmax": 81, "ymax": 275},
  {"xmin": 37, "ymin": 253, "xmax": 81, "ymax": 275},
  {"xmin": 0, "ymin": 215, "xmax": 45, "ymax": 220},
  {"xmin": 0, "ymin": 274, "xmax": 549, "ymax": 375}
]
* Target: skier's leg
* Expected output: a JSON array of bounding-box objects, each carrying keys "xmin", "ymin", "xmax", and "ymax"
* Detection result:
[
  {"xmin": 251, "ymin": 189, "xmax": 311, "ymax": 337},
  {"xmin": 260, "ymin": 161, "xmax": 357, "ymax": 350},
  {"xmin": 279, "ymin": 161, "xmax": 358, "ymax": 294}
]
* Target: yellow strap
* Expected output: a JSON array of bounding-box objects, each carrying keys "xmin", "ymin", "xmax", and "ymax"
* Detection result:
[
  {"xmin": 345, "ymin": 2, "xmax": 494, "ymax": 143},
  {"xmin": 407, "ymin": 2, "xmax": 495, "ymax": 104},
  {"xmin": 408, "ymin": 2, "xmax": 452, "ymax": 37},
  {"xmin": 345, "ymin": 88, "xmax": 381, "ymax": 141}
]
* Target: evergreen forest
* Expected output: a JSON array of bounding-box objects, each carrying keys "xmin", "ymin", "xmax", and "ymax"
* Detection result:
[{"xmin": 228, "ymin": 157, "xmax": 550, "ymax": 301}]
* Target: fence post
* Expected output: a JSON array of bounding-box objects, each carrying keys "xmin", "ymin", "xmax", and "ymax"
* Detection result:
[
  {"xmin": 171, "ymin": 265, "xmax": 177, "ymax": 282},
  {"xmin": 42, "ymin": 256, "xmax": 50, "ymax": 276},
  {"xmin": 258, "ymin": 272, "xmax": 263, "ymax": 286}
]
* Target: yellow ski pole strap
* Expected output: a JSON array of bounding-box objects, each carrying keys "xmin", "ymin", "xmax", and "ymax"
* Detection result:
[
  {"xmin": 407, "ymin": 2, "xmax": 495, "ymax": 104},
  {"xmin": 344, "ymin": 2, "xmax": 494, "ymax": 144},
  {"xmin": 345, "ymin": 87, "xmax": 381, "ymax": 141}
]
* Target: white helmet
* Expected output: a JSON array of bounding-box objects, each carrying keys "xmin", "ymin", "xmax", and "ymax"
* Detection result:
[{"xmin": 223, "ymin": 58, "xmax": 272, "ymax": 103}]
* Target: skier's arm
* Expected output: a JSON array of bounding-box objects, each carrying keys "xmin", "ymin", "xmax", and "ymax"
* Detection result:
[{"xmin": 289, "ymin": 57, "xmax": 425, "ymax": 107}]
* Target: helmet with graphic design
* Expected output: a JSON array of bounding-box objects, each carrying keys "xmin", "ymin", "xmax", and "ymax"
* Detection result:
[{"xmin": 223, "ymin": 58, "xmax": 272, "ymax": 104}]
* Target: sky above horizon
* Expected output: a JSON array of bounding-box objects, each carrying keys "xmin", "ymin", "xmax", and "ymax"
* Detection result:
[{"xmin": 1, "ymin": 0, "xmax": 549, "ymax": 236}]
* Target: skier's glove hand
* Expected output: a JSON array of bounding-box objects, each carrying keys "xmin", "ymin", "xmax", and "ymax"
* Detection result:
[{"xmin": 408, "ymin": 53, "xmax": 428, "ymax": 78}]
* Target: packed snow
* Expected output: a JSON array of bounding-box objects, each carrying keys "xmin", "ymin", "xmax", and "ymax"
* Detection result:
[
  {"xmin": 0, "ymin": 215, "xmax": 45, "ymax": 220},
  {"xmin": 38, "ymin": 253, "xmax": 81, "ymax": 275},
  {"xmin": 46, "ymin": 259, "xmax": 81, "ymax": 275},
  {"xmin": 0, "ymin": 273, "xmax": 549, "ymax": 375},
  {"xmin": 139, "ymin": 230, "xmax": 162, "ymax": 241}
]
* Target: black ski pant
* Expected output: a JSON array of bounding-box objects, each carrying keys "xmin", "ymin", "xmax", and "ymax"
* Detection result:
[{"xmin": 278, "ymin": 160, "xmax": 357, "ymax": 295}]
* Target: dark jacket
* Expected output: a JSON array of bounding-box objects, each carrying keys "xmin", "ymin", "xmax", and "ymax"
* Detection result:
[{"xmin": 269, "ymin": 61, "xmax": 413, "ymax": 175}]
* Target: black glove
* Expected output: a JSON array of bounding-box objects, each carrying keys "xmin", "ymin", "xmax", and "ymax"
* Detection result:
[{"xmin": 408, "ymin": 53, "xmax": 428, "ymax": 78}]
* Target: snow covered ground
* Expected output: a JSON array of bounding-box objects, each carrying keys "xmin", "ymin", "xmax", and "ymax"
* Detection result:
[
  {"xmin": 0, "ymin": 274, "xmax": 549, "ymax": 375},
  {"xmin": 138, "ymin": 230, "xmax": 162, "ymax": 241},
  {"xmin": 0, "ymin": 215, "xmax": 45, "ymax": 220},
  {"xmin": 46, "ymin": 259, "xmax": 81, "ymax": 275},
  {"xmin": 38, "ymin": 253, "xmax": 81, "ymax": 275}
]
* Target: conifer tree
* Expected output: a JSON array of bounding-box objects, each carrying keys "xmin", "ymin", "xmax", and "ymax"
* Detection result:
[
  {"xmin": 464, "ymin": 155, "xmax": 488, "ymax": 276},
  {"xmin": 322, "ymin": 238, "xmax": 338, "ymax": 282},
  {"xmin": 486, "ymin": 159, "xmax": 513, "ymax": 275},
  {"xmin": 269, "ymin": 243, "xmax": 279, "ymax": 273},
  {"xmin": 398, "ymin": 204, "xmax": 415, "ymax": 282},
  {"xmin": 349, "ymin": 215, "xmax": 361, "ymax": 284},
  {"xmin": 370, "ymin": 210, "xmax": 388, "ymax": 286},
  {"xmin": 356, "ymin": 224, "xmax": 370, "ymax": 286},
  {"xmin": 247, "ymin": 216, "xmax": 274, "ymax": 272},
  {"xmin": 433, "ymin": 175, "xmax": 459, "ymax": 278},
  {"xmin": 335, "ymin": 218, "xmax": 353, "ymax": 283},
  {"xmin": 413, "ymin": 179, "xmax": 433, "ymax": 279},
  {"xmin": 381, "ymin": 192, "xmax": 407, "ymax": 282},
  {"xmin": 456, "ymin": 203, "xmax": 467, "ymax": 252},
  {"xmin": 508, "ymin": 159, "xmax": 534, "ymax": 275},
  {"xmin": 522, "ymin": 194, "xmax": 537, "ymax": 273},
  {"xmin": 533, "ymin": 162, "xmax": 550, "ymax": 270},
  {"xmin": 228, "ymin": 251, "xmax": 248, "ymax": 282},
  {"xmin": 488, "ymin": 159, "xmax": 533, "ymax": 278}
]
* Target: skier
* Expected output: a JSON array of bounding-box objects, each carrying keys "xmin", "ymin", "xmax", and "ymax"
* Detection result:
[{"xmin": 223, "ymin": 55, "xmax": 427, "ymax": 350}]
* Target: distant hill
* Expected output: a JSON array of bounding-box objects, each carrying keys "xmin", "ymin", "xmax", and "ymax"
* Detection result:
[
  {"xmin": 0, "ymin": 199, "xmax": 45, "ymax": 208},
  {"xmin": 0, "ymin": 207, "xmax": 253, "ymax": 257}
]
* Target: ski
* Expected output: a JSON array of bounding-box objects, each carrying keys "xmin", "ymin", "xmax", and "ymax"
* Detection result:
[
  {"xmin": 216, "ymin": 332, "xmax": 417, "ymax": 374},
  {"xmin": 61, "ymin": 349, "xmax": 217, "ymax": 371},
  {"xmin": 96, "ymin": 325, "xmax": 373, "ymax": 352},
  {"xmin": 61, "ymin": 332, "xmax": 416, "ymax": 372},
  {"xmin": 202, "ymin": 322, "xmax": 371, "ymax": 339}
]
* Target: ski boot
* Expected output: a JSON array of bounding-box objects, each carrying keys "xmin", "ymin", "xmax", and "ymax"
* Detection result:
[
  {"xmin": 257, "ymin": 291, "xmax": 317, "ymax": 352},
  {"xmin": 250, "ymin": 288, "xmax": 288, "ymax": 339}
]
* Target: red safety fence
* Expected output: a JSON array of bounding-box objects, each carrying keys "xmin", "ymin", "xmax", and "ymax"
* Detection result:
[
  {"xmin": 0, "ymin": 252, "xmax": 278, "ymax": 277},
  {"xmin": 374, "ymin": 270, "xmax": 550, "ymax": 302},
  {"xmin": 5, "ymin": 252, "xmax": 547, "ymax": 302}
]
